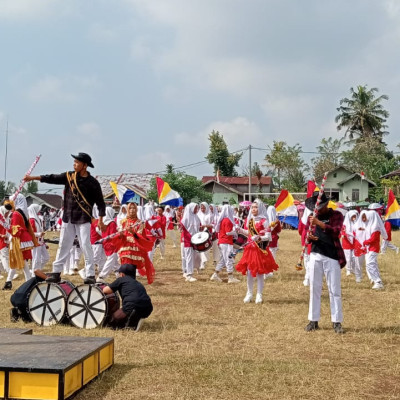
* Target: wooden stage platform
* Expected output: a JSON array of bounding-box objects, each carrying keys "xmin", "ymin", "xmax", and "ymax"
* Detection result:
[{"xmin": 0, "ymin": 329, "xmax": 114, "ymax": 400}]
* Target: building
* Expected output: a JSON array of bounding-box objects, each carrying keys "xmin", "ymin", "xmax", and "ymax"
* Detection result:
[
  {"xmin": 317, "ymin": 166, "xmax": 376, "ymax": 202},
  {"xmin": 25, "ymin": 193, "xmax": 63, "ymax": 209},
  {"xmin": 201, "ymin": 176, "xmax": 273, "ymax": 204},
  {"xmin": 95, "ymin": 173, "xmax": 156, "ymax": 205}
]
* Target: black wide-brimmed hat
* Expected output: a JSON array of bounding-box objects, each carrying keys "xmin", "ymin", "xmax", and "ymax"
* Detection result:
[
  {"xmin": 71, "ymin": 152, "xmax": 94, "ymax": 168},
  {"xmin": 305, "ymin": 191, "xmax": 330, "ymax": 211}
]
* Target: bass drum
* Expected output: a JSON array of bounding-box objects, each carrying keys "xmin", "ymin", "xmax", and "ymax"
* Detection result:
[
  {"xmin": 27, "ymin": 280, "xmax": 75, "ymax": 327},
  {"xmin": 191, "ymin": 230, "xmax": 212, "ymax": 252},
  {"xmin": 67, "ymin": 284, "xmax": 120, "ymax": 329}
]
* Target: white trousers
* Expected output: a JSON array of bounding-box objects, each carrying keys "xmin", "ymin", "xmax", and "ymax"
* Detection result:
[
  {"xmin": 216, "ymin": 243, "xmax": 234, "ymax": 273},
  {"xmin": 304, "ymin": 253, "xmax": 310, "ymax": 281},
  {"xmin": 344, "ymin": 249, "xmax": 355, "ymax": 273},
  {"xmin": 183, "ymin": 247, "xmax": 200, "ymax": 276},
  {"xmin": 8, "ymin": 260, "xmax": 31, "ymax": 282},
  {"xmin": 0, "ymin": 247, "xmax": 10, "ymax": 273},
  {"xmin": 212, "ymin": 240, "xmax": 220, "ymax": 262},
  {"xmin": 354, "ymin": 255, "xmax": 364, "ymax": 280},
  {"xmin": 365, "ymin": 251, "xmax": 382, "ymax": 283},
  {"xmin": 99, "ymin": 253, "xmax": 119, "ymax": 279},
  {"xmin": 200, "ymin": 250, "xmax": 209, "ymax": 266},
  {"xmin": 31, "ymin": 245, "xmax": 50, "ymax": 270},
  {"xmin": 269, "ymin": 246, "xmax": 278, "ymax": 260},
  {"xmin": 308, "ymin": 253, "xmax": 343, "ymax": 323},
  {"xmin": 381, "ymin": 239, "xmax": 398, "ymax": 253},
  {"xmin": 154, "ymin": 239, "xmax": 165, "ymax": 257},
  {"xmin": 168, "ymin": 229, "xmax": 177, "ymax": 247},
  {"xmin": 180, "ymin": 243, "xmax": 185, "ymax": 273},
  {"xmin": 246, "ymin": 271, "xmax": 264, "ymax": 295},
  {"xmin": 93, "ymin": 244, "xmax": 106, "ymax": 271},
  {"xmin": 53, "ymin": 222, "xmax": 95, "ymax": 277}
]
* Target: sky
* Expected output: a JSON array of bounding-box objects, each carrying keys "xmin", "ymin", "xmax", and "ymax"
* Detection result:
[{"xmin": 1, "ymin": 0, "xmax": 400, "ymax": 194}]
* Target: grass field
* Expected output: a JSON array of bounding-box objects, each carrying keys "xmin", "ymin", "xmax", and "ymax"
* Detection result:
[{"xmin": 1, "ymin": 229, "xmax": 399, "ymax": 400}]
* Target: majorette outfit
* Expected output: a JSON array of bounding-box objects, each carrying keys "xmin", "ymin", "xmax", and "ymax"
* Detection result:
[
  {"xmin": 236, "ymin": 200, "xmax": 279, "ymax": 303},
  {"xmin": 113, "ymin": 217, "xmax": 155, "ymax": 284},
  {"xmin": 180, "ymin": 203, "xmax": 201, "ymax": 282},
  {"xmin": 91, "ymin": 204, "xmax": 106, "ymax": 274},
  {"xmin": 155, "ymin": 212, "xmax": 167, "ymax": 259},
  {"xmin": 28, "ymin": 204, "xmax": 50, "ymax": 271},
  {"xmin": 98, "ymin": 207, "xmax": 119, "ymax": 281},
  {"xmin": 341, "ymin": 210, "xmax": 358, "ymax": 279},
  {"xmin": 0, "ymin": 206, "xmax": 11, "ymax": 276},
  {"xmin": 381, "ymin": 220, "xmax": 399, "ymax": 254},
  {"xmin": 144, "ymin": 203, "xmax": 162, "ymax": 262},
  {"xmin": 266, "ymin": 205, "xmax": 281, "ymax": 260},
  {"xmin": 210, "ymin": 204, "xmax": 240, "ymax": 283}
]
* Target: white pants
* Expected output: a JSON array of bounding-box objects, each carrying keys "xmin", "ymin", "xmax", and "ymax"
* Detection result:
[
  {"xmin": 8, "ymin": 260, "xmax": 31, "ymax": 282},
  {"xmin": 180, "ymin": 243, "xmax": 185, "ymax": 273},
  {"xmin": 216, "ymin": 244, "xmax": 234, "ymax": 273},
  {"xmin": 381, "ymin": 240, "xmax": 398, "ymax": 253},
  {"xmin": 99, "ymin": 253, "xmax": 119, "ymax": 279},
  {"xmin": 246, "ymin": 271, "xmax": 264, "ymax": 295},
  {"xmin": 304, "ymin": 253, "xmax": 310, "ymax": 281},
  {"xmin": 212, "ymin": 240, "xmax": 220, "ymax": 263},
  {"xmin": 93, "ymin": 244, "xmax": 106, "ymax": 272},
  {"xmin": 168, "ymin": 229, "xmax": 177, "ymax": 247},
  {"xmin": 0, "ymin": 247, "xmax": 10, "ymax": 273},
  {"xmin": 154, "ymin": 238, "xmax": 165, "ymax": 257},
  {"xmin": 200, "ymin": 250, "xmax": 209, "ymax": 267},
  {"xmin": 183, "ymin": 247, "xmax": 200, "ymax": 276},
  {"xmin": 344, "ymin": 249, "xmax": 355, "ymax": 273},
  {"xmin": 53, "ymin": 222, "xmax": 95, "ymax": 277},
  {"xmin": 31, "ymin": 244, "xmax": 50, "ymax": 270},
  {"xmin": 354, "ymin": 255, "xmax": 364, "ymax": 280},
  {"xmin": 269, "ymin": 246, "xmax": 278, "ymax": 260},
  {"xmin": 308, "ymin": 253, "xmax": 343, "ymax": 323},
  {"xmin": 365, "ymin": 251, "xmax": 382, "ymax": 283}
]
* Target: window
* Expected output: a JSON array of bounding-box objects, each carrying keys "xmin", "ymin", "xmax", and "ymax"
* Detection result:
[
  {"xmin": 352, "ymin": 189, "xmax": 359, "ymax": 201},
  {"xmin": 333, "ymin": 173, "xmax": 337, "ymax": 178}
]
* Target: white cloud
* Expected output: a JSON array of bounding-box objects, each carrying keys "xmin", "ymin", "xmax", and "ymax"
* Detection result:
[
  {"xmin": 27, "ymin": 75, "xmax": 99, "ymax": 103},
  {"xmin": 88, "ymin": 23, "xmax": 119, "ymax": 43},
  {"xmin": 133, "ymin": 151, "xmax": 175, "ymax": 173},
  {"xmin": 0, "ymin": 0, "xmax": 73, "ymax": 20},
  {"xmin": 76, "ymin": 122, "xmax": 101, "ymax": 139}
]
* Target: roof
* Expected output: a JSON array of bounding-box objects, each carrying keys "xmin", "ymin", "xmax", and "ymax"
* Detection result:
[
  {"xmin": 337, "ymin": 173, "xmax": 376, "ymax": 187},
  {"xmin": 95, "ymin": 173, "xmax": 156, "ymax": 198},
  {"xmin": 381, "ymin": 169, "xmax": 400, "ymax": 179},
  {"xmin": 201, "ymin": 176, "xmax": 272, "ymax": 185},
  {"xmin": 202, "ymin": 180, "xmax": 244, "ymax": 195},
  {"xmin": 26, "ymin": 193, "xmax": 63, "ymax": 209}
]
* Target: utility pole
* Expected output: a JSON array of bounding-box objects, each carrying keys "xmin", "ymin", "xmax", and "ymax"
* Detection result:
[
  {"xmin": 4, "ymin": 116, "xmax": 8, "ymax": 185},
  {"xmin": 248, "ymin": 144, "xmax": 252, "ymax": 201}
]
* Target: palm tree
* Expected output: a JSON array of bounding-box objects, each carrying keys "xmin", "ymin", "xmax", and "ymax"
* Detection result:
[{"xmin": 335, "ymin": 85, "xmax": 389, "ymax": 142}]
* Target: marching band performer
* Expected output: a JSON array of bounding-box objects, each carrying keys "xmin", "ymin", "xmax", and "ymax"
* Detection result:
[
  {"xmin": 0, "ymin": 206, "xmax": 11, "ymax": 279},
  {"xmin": 236, "ymin": 199, "xmax": 279, "ymax": 304},
  {"xmin": 164, "ymin": 205, "xmax": 177, "ymax": 248},
  {"xmin": 209, "ymin": 204, "xmax": 220, "ymax": 265},
  {"xmin": 341, "ymin": 210, "xmax": 359, "ymax": 279},
  {"xmin": 197, "ymin": 202, "xmax": 213, "ymax": 270}
]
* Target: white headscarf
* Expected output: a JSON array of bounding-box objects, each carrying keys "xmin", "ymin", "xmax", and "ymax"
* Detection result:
[
  {"xmin": 197, "ymin": 202, "xmax": 211, "ymax": 226},
  {"xmin": 28, "ymin": 204, "xmax": 43, "ymax": 232},
  {"xmin": 103, "ymin": 206, "xmax": 115, "ymax": 226},
  {"xmin": 209, "ymin": 204, "xmax": 219, "ymax": 225},
  {"xmin": 215, "ymin": 204, "xmax": 235, "ymax": 232},
  {"xmin": 163, "ymin": 206, "xmax": 173, "ymax": 220},
  {"xmin": 365, "ymin": 210, "xmax": 388, "ymax": 240},
  {"xmin": 0, "ymin": 205, "xmax": 10, "ymax": 224},
  {"xmin": 11, "ymin": 193, "xmax": 29, "ymax": 219},
  {"xmin": 117, "ymin": 204, "xmax": 127, "ymax": 227},
  {"xmin": 266, "ymin": 205, "xmax": 277, "ymax": 224},
  {"xmin": 343, "ymin": 210, "xmax": 359, "ymax": 243},
  {"xmin": 180, "ymin": 203, "xmax": 200, "ymax": 235},
  {"xmin": 137, "ymin": 205, "xmax": 144, "ymax": 221},
  {"xmin": 249, "ymin": 199, "xmax": 269, "ymax": 226},
  {"xmin": 301, "ymin": 206, "xmax": 312, "ymax": 225},
  {"xmin": 144, "ymin": 203, "xmax": 155, "ymax": 220},
  {"xmin": 92, "ymin": 204, "xmax": 99, "ymax": 219},
  {"xmin": 353, "ymin": 210, "xmax": 369, "ymax": 245}
]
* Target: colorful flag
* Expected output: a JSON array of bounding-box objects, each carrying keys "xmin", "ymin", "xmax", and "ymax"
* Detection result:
[
  {"xmin": 306, "ymin": 180, "xmax": 316, "ymax": 198},
  {"xmin": 275, "ymin": 190, "xmax": 299, "ymax": 228},
  {"xmin": 156, "ymin": 177, "xmax": 183, "ymax": 207},
  {"xmin": 110, "ymin": 181, "xmax": 137, "ymax": 204},
  {"xmin": 360, "ymin": 171, "xmax": 365, "ymax": 180},
  {"xmin": 385, "ymin": 189, "xmax": 400, "ymax": 227}
]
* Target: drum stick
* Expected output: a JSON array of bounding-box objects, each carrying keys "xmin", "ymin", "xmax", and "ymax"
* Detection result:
[{"xmin": 295, "ymin": 172, "xmax": 328, "ymax": 271}]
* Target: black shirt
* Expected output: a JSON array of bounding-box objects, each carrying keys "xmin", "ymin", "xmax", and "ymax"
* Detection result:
[
  {"xmin": 108, "ymin": 276, "xmax": 152, "ymax": 314},
  {"xmin": 40, "ymin": 171, "xmax": 106, "ymax": 224}
]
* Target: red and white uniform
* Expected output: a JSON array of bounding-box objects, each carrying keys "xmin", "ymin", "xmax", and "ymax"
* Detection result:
[
  {"xmin": 28, "ymin": 204, "xmax": 50, "ymax": 271},
  {"xmin": 341, "ymin": 210, "xmax": 358, "ymax": 277},
  {"xmin": 381, "ymin": 220, "xmax": 399, "ymax": 254}
]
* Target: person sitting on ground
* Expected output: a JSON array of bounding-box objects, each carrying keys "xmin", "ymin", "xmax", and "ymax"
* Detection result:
[{"xmin": 102, "ymin": 264, "xmax": 153, "ymax": 331}]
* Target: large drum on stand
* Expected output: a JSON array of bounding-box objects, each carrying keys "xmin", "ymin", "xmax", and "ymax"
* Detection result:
[
  {"xmin": 27, "ymin": 280, "xmax": 75, "ymax": 326},
  {"xmin": 66, "ymin": 284, "xmax": 120, "ymax": 329}
]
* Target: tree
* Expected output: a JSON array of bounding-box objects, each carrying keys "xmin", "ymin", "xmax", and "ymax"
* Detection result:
[
  {"xmin": 265, "ymin": 141, "xmax": 307, "ymax": 191},
  {"xmin": 335, "ymin": 85, "xmax": 389, "ymax": 142},
  {"xmin": 22, "ymin": 181, "xmax": 39, "ymax": 196},
  {"xmin": 206, "ymin": 130, "xmax": 242, "ymax": 176},
  {"xmin": 311, "ymin": 137, "xmax": 344, "ymax": 178},
  {"xmin": 0, "ymin": 181, "xmax": 16, "ymax": 202},
  {"xmin": 147, "ymin": 166, "xmax": 212, "ymax": 205}
]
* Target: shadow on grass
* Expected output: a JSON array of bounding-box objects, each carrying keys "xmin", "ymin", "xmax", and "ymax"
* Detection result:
[
  {"xmin": 141, "ymin": 319, "xmax": 178, "ymax": 332},
  {"xmin": 349, "ymin": 325, "xmax": 400, "ymax": 335},
  {"xmin": 155, "ymin": 291, "xmax": 195, "ymax": 298},
  {"xmin": 267, "ymin": 298, "xmax": 308, "ymax": 305}
]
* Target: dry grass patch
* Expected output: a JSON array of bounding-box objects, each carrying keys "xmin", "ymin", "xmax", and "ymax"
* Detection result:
[{"xmin": 1, "ymin": 230, "xmax": 399, "ymax": 399}]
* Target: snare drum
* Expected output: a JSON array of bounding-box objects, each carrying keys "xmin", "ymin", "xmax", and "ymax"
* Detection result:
[
  {"xmin": 233, "ymin": 233, "xmax": 248, "ymax": 247},
  {"xmin": 27, "ymin": 280, "xmax": 75, "ymax": 326},
  {"xmin": 191, "ymin": 231, "xmax": 212, "ymax": 252},
  {"xmin": 67, "ymin": 284, "xmax": 120, "ymax": 329}
]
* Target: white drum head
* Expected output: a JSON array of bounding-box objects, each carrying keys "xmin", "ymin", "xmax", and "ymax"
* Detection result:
[
  {"xmin": 28, "ymin": 282, "xmax": 66, "ymax": 326},
  {"xmin": 67, "ymin": 284, "xmax": 107, "ymax": 329},
  {"xmin": 191, "ymin": 231, "xmax": 209, "ymax": 245}
]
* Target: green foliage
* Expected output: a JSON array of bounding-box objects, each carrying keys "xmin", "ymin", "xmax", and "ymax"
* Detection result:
[
  {"xmin": 0, "ymin": 181, "xmax": 16, "ymax": 202},
  {"xmin": 22, "ymin": 181, "xmax": 39, "ymax": 196},
  {"xmin": 311, "ymin": 137, "xmax": 344, "ymax": 178},
  {"xmin": 206, "ymin": 130, "xmax": 242, "ymax": 176},
  {"xmin": 148, "ymin": 167, "xmax": 212, "ymax": 205},
  {"xmin": 381, "ymin": 177, "xmax": 400, "ymax": 197},
  {"xmin": 265, "ymin": 141, "xmax": 307, "ymax": 191},
  {"xmin": 335, "ymin": 85, "xmax": 389, "ymax": 142},
  {"xmin": 228, "ymin": 197, "xmax": 237, "ymax": 205}
]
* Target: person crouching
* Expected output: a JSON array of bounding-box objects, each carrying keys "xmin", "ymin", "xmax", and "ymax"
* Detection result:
[{"xmin": 102, "ymin": 264, "xmax": 153, "ymax": 331}]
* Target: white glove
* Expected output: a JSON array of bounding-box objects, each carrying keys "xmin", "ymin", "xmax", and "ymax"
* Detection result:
[
  {"xmin": 261, "ymin": 232, "xmax": 272, "ymax": 241},
  {"xmin": 251, "ymin": 235, "xmax": 260, "ymax": 242}
]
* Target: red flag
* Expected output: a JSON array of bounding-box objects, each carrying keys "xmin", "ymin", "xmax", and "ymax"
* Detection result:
[
  {"xmin": 360, "ymin": 171, "xmax": 365, "ymax": 180},
  {"xmin": 306, "ymin": 180, "xmax": 316, "ymax": 198}
]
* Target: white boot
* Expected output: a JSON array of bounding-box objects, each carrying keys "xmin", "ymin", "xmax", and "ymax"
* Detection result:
[
  {"xmin": 255, "ymin": 293, "xmax": 263, "ymax": 304},
  {"xmin": 243, "ymin": 292, "xmax": 253, "ymax": 303}
]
